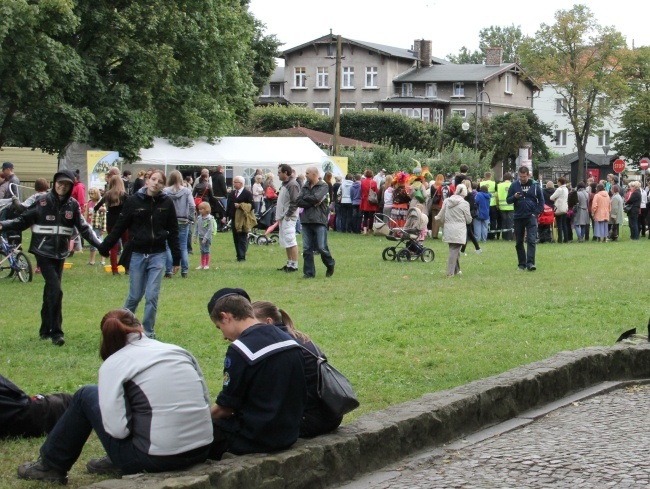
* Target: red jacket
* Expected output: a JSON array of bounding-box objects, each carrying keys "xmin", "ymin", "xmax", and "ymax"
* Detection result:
[{"xmin": 359, "ymin": 178, "xmax": 379, "ymax": 212}]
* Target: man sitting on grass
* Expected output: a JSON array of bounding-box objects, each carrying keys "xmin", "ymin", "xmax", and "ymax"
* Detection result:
[{"xmin": 207, "ymin": 288, "xmax": 306, "ymax": 460}]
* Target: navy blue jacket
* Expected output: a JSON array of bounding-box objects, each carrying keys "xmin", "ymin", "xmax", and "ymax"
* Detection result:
[{"xmin": 506, "ymin": 179, "xmax": 545, "ymax": 219}]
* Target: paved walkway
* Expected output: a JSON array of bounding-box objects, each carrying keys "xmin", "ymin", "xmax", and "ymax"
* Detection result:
[{"xmin": 337, "ymin": 382, "xmax": 650, "ymax": 488}]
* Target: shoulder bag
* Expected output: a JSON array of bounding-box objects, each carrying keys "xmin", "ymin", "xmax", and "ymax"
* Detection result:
[
  {"xmin": 300, "ymin": 345, "xmax": 360, "ymax": 417},
  {"xmin": 367, "ymin": 183, "xmax": 379, "ymax": 205},
  {"xmin": 194, "ymin": 186, "xmax": 208, "ymax": 208}
]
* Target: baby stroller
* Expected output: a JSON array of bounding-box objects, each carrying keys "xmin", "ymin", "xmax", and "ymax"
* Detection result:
[
  {"xmin": 380, "ymin": 208, "xmax": 435, "ymax": 263},
  {"xmin": 248, "ymin": 203, "xmax": 279, "ymax": 245}
]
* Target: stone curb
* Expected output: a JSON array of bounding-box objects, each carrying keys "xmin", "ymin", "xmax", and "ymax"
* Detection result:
[{"xmin": 83, "ymin": 343, "xmax": 650, "ymax": 489}]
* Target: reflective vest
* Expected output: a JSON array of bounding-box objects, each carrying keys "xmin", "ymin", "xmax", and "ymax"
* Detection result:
[
  {"xmin": 497, "ymin": 181, "xmax": 514, "ymax": 210},
  {"xmin": 483, "ymin": 180, "xmax": 497, "ymax": 206}
]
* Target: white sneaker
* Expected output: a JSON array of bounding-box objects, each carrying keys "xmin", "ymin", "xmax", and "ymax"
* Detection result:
[
  {"xmin": 203, "ymin": 266, "xmax": 209, "ymax": 270},
  {"xmin": 475, "ymin": 249, "xmax": 483, "ymax": 254},
  {"xmin": 195, "ymin": 265, "xmax": 203, "ymax": 270}
]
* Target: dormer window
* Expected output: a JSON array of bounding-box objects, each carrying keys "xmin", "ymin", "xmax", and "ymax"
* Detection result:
[
  {"xmin": 425, "ymin": 83, "xmax": 437, "ymax": 98},
  {"xmin": 401, "ymin": 83, "xmax": 413, "ymax": 97},
  {"xmin": 453, "ymin": 82, "xmax": 464, "ymax": 97}
]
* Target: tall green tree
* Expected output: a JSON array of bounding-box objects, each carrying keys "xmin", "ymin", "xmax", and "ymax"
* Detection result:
[
  {"xmin": 446, "ymin": 25, "xmax": 525, "ymax": 64},
  {"xmin": 519, "ymin": 4, "xmax": 629, "ymax": 183},
  {"xmin": 0, "ymin": 0, "xmax": 276, "ymax": 160},
  {"xmin": 481, "ymin": 111, "xmax": 554, "ymax": 173},
  {"xmin": 612, "ymin": 46, "xmax": 650, "ymax": 166}
]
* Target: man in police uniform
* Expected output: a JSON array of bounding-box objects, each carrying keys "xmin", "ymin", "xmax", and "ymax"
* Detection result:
[
  {"xmin": 207, "ymin": 288, "xmax": 306, "ymax": 460},
  {"xmin": 496, "ymin": 172, "xmax": 514, "ymax": 241}
]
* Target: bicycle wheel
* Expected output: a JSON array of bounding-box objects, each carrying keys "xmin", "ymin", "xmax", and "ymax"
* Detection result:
[
  {"xmin": 421, "ymin": 248, "xmax": 435, "ymax": 263},
  {"xmin": 382, "ymin": 247, "xmax": 396, "ymax": 261},
  {"xmin": 397, "ymin": 249, "xmax": 412, "ymax": 262},
  {"xmin": 15, "ymin": 251, "xmax": 33, "ymax": 282},
  {"xmin": 0, "ymin": 250, "xmax": 12, "ymax": 279}
]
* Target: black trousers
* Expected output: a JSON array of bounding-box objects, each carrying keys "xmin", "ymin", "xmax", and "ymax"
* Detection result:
[
  {"xmin": 231, "ymin": 228, "xmax": 248, "ymax": 260},
  {"xmin": 35, "ymin": 255, "xmax": 65, "ymax": 339}
]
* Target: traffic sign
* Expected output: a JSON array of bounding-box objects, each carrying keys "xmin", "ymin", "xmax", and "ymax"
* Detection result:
[
  {"xmin": 613, "ymin": 159, "xmax": 626, "ymax": 173},
  {"xmin": 640, "ymin": 157, "xmax": 650, "ymax": 170}
]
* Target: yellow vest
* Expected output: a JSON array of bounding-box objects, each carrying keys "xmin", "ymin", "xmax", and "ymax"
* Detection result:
[
  {"xmin": 483, "ymin": 180, "xmax": 497, "ymax": 206},
  {"xmin": 497, "ymin": 181, "xmax": 514, "ymax": 210}
]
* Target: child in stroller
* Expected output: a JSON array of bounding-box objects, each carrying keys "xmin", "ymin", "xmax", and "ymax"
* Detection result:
[{"xmin": 381, "ymin": 205, "xmax": 434, "ymax": 262}]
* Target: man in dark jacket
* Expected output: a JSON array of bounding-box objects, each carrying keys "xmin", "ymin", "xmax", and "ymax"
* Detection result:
[
  {"xmin": 224, "ymin": 176, "xmax": 253, "ymax": 262},
  {"xmin": 98, "ymin": 170, "xmax": 180, "ymax": 338},
  {"xmin": 507, "ymin": 166, "xmax": 545, "ymax": 271},
  {"xmin": 0, "ymin": 170, "xmax": 102, "ymax": 345},
  {"xmin": 296, "ymin": 167, "xmax": 335, "ymax": 278},
  {"xmin": 211, "ymin": 165, "xmax": 229, "ymax": 224}
]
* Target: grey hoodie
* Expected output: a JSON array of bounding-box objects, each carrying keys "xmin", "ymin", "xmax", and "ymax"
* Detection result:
[{"xmin": 163, "ymin": 186, "xmax": 195, "ymax": 223}]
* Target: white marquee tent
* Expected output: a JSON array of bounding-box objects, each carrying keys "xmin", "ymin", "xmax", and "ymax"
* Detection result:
[{"xmin": 135, "ymin": 137, "xmax": 343, "ymax": 179}]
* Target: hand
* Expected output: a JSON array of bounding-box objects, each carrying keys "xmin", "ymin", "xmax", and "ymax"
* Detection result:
[
  {"xmin": 172, "ymin": 265, "xmax": 180, "ymax": 275},
  {"xmin": 202, "ymin": 238, "xmax": 206, "ymax": 244}
]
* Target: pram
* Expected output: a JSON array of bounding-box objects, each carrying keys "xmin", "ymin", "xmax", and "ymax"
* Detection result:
[
  {"xmin": 378, "ymin": 208, "xmax": 435, "ymax": 263},
  {"xmin": 248, "ymin": 203, "xmax": 279, "ymax": 245}
]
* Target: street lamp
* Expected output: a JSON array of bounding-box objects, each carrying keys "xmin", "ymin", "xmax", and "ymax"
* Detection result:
[{"xmin": 474, "ymin": 90, "xmax": 492, "ymax": 150}]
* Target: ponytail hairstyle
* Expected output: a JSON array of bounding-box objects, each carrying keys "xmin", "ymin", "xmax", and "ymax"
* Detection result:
[
  {"xmin": 251, "ymin": 301, "xmax": 310, "ymax": 343},
  {"xmin": 100, "ymin": 309, "xmax": 143, "ymax": 360}
]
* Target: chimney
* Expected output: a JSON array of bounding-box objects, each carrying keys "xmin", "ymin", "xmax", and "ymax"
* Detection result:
[
  {"xmin": 485, "ymin": 47, "xmax": 503, "ymax": 66},
  {"xmin": 412, "ymin": 39, "xmax": 421, "ymax": 59},
  {"xmin": 420, "ymin": 40, "xmax": 432, "ymax": 67}
]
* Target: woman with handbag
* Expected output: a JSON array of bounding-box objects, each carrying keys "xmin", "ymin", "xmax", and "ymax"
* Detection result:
[
  {"xmin": 252, "ymin": 301, "xmax": 344, "ymax": 438},
  {"xmin": 94, "ymin": 175, "xmax": 129, "ymax": 275},
  {"xmin": 193, "ymin": 170, "xmax": 214, "ymax": 212},
  {"xmin": 359, "ymin": 170, "xmax": 379, "ymax": 235}
]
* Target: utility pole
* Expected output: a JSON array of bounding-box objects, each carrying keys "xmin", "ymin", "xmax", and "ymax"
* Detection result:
[{"xmin": 333, "ymin": 35, "xmax": 342, "ymax": 156}]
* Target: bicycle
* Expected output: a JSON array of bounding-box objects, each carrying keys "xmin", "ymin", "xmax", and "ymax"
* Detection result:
[
  {"xmin": 0, "ymin": 233, "xmax": 33, "ymax": 282},
  {"xmin": 0, "ymin": 182, "xmax": 34, "ymax": 282}
]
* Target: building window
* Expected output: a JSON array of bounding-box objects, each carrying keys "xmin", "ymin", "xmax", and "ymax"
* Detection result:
[
  {"xmin": 365, "ymin": 67, "xmax": 378, "ymax": 88},
  {"xmin": 425, "ymin": 83, "xmax": 437, "ymax": 98},
  {"xmin": 598, "ymin": 129, "xmax": 610, "ymax": 146},
  {"xmin": 597, "ymin": 97, "xmax": 610, "ymax": 110},
  {"xmin": 315, "ymin": 108, "xmax": 330, "ymax": 116},
  {"xmin": 555, "ymin": 99, "xmax": 568, "ymax": 114},
  {"xmin": 316, "ymin": 67, "xmax": 329, "ymax": 88},
  {"xmin": 401, "ymin": 83, "xmax": 413, "ymax": 97},
  {"xmin": 294, "ymin": 67, "xmax": 306, "ymax": 88},
  {"xmin": 363, "ymin": 107, "xmax": 379, "ymax": 112},
  {"xmin": 451, "ymin": 109, "xmax": 467, "ymax": 119},
  {"xmin": 261, "ymin": 85, "xmax": 270, "ymax": 97},
  {"xmin": 452, "ymin": 82, "xmax": 464, "ymax": 97},
  {"xmin": 342, "ymin": 67, "xmax": 354, "ymax": 88},
  {"xmin": 555, "ymin": 129, "xmax": 567, "ymax": 146},
  {"xmin": 422, "ymin": 108, "xmax": 430, "ymax": 121},
  {"xmin": 340, "ymin": 107, "xmax": 355, "ymax": 113},
  {"xmin": 505, "ymin": 73, "xmax": 513, "ymax": 93},
  {"xmin": 433, "ymin": 109, "xmax": 444, "ymax": 128}
]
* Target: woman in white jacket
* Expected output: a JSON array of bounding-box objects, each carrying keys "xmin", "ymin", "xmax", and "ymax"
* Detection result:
[
  {"xmin": 435, "ymin": 184, "xmax": 472, "ymax": 278},
  {"xmin": 550, "ymin": 176, "xmax": 569, "ymax": 243},
  {"xmin": 18, "ymin": 309, "xmax": 213, "ymax": 484}
]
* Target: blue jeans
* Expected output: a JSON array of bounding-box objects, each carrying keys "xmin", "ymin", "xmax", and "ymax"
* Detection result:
[
  {"xmin": 124, "ymin": 252, "xmax": 166, "ymax": 337},
  {"xmin": 301, "ymin": 223, "xmax": 335, "ymax": 277},
  {"xmin": 40, "ymin": 385, "xmax": 209, "ymax": 474},
  {"xmin": 473, "ymin": 218, "xmax": 489, "ymax": 241},
  {"xmin": 514, "ymin": 215, "xmax": 538, "ymax": 269},
  {"xmin": 166, "ymin": 222, "xmax": 190, "ymax": 274}
]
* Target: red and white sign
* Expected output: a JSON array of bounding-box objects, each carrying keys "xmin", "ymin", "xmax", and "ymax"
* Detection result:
[
  {"xmin": 640, "ymin": 157, "xmax": 650, "ymax": 170},
  {"xmin": 613, "ymin": 159, "xmax": 626, "ymax": 173}
]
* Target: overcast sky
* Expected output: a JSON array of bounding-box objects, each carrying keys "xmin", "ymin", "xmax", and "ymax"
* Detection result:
[{"xmin": 248, "ymin": 0, "xmax": 649, "ymax": 64}]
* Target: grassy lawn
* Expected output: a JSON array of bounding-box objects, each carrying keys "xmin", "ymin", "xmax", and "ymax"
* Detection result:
[{"xmin": 1, "ymin": 226, "xmax": 647, "ymax": 488}]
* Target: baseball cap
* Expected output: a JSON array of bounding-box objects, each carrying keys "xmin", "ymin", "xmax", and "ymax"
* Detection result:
[
  {"xmin": 2, "ymin": 162, "xmax": 14, "ymax": 170},
  {"xmin": 207, "ymin": 288, "xmax": 251, "ymax": 315}
]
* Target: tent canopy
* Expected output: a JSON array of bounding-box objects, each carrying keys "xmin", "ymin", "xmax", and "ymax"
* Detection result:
[{"xmin": 137, "ymin": 137, "xmax": 339, "ymax": 174}]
